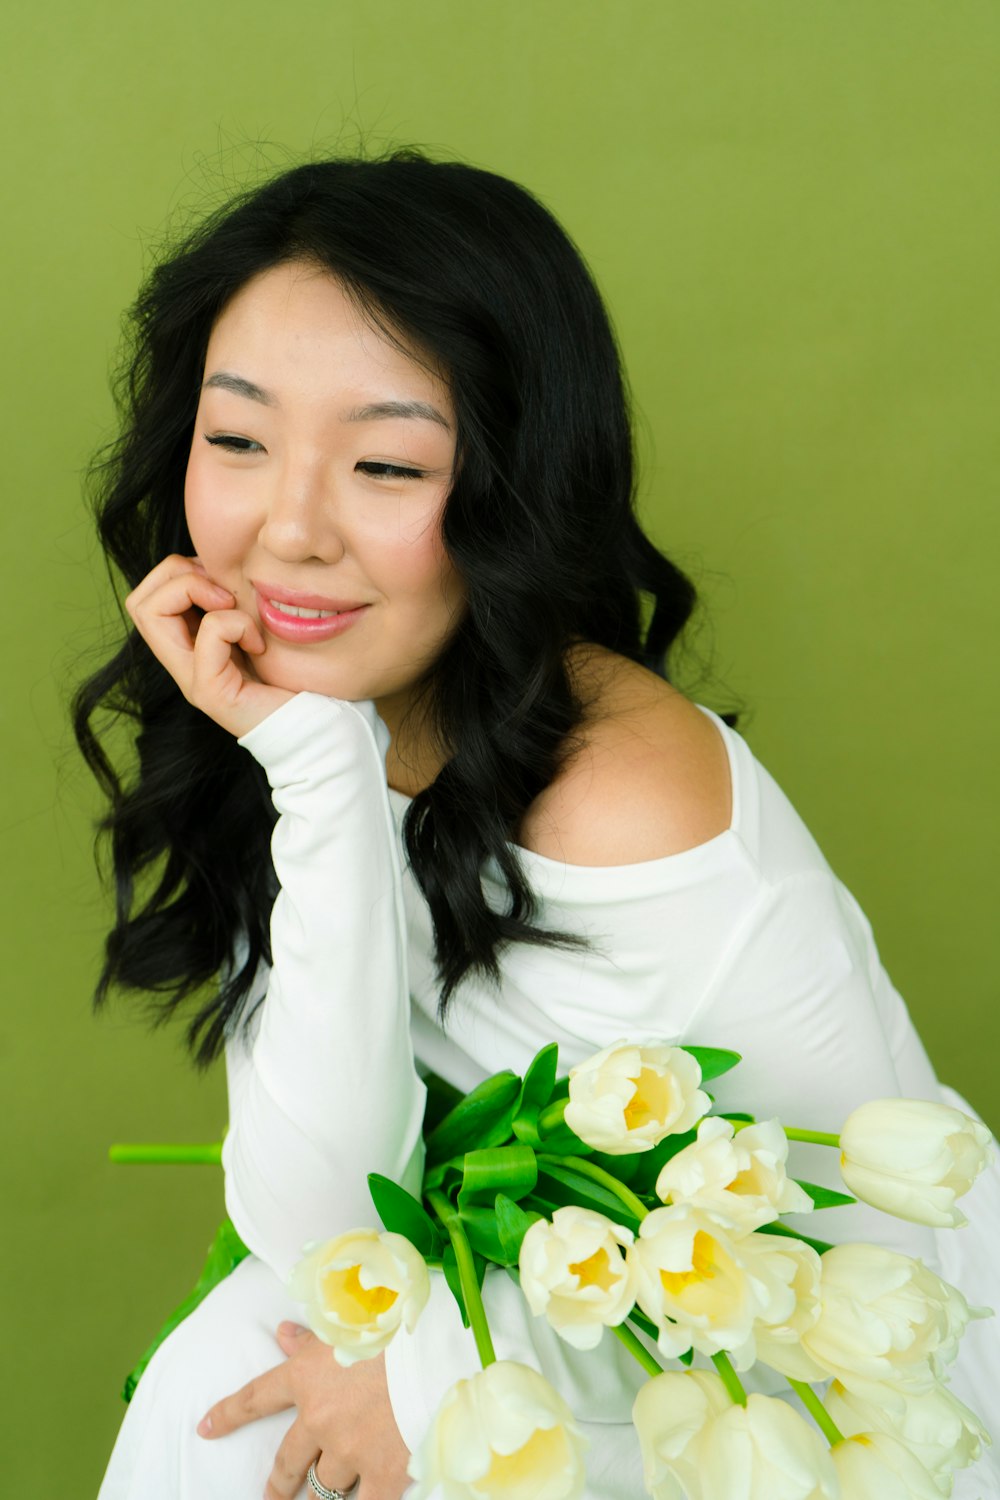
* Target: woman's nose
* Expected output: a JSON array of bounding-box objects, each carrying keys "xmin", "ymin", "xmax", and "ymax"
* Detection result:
[{"xmin": 256, "ymin": 482, "xmax": 345, "ymax": 564}]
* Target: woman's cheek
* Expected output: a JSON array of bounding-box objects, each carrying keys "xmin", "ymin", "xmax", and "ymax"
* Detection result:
[{"xmin": 184, "ymin": 476, "xmax": 253, "ymax": 584}]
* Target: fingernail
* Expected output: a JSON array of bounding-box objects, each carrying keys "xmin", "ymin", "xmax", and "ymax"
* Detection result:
[
  {"xmin": 279, "ymin": 1321, "xmax": 308, "ymax": 1336},
  {"xmin": 197, "ymin": 1415, "xmax": 213, "ymax": 1437}
]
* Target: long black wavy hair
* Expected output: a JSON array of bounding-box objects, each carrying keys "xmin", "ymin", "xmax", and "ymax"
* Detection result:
[{"xmin": 73, "ymin": 146, "xmax": 739, "ymax": 1068}]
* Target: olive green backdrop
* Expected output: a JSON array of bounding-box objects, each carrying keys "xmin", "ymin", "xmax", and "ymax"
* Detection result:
[{"xmin": 2, "ymin": 0, "xmax": 997, "ymax": 1488}]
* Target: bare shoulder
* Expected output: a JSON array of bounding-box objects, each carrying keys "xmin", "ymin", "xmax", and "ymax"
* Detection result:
[{"xmin": 516, "ymin": 644, "xmax": 733, "ymax": 866}]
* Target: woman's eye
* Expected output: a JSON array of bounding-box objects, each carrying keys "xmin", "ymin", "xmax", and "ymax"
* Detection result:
[
  {"xmin": 204, "ymin": 438, "xmax": 423, "ymax": 481},
  {"xmin": 356, "ymin": 461, "xmax": 426, "ymax": 480},
  {"xmin": 204, "ymin": 435, "xmax": 263, "ymax": 456}
]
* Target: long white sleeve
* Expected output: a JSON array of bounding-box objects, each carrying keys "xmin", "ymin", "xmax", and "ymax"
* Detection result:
[{"xmin": 222, "ymin": 691, "xmax": 427, "ymax": 1283}]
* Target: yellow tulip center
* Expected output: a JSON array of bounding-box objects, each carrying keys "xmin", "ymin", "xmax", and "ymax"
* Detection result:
[
  {"xmin": 659, "ymin": 1230, "xmax": 720, "ymax": 1297},
  {"xmin": 729, "ymin": 1170, "xmax": 755, "ymax": 1195},
  {"xmin": 567, "ymin": 1247, "xmax": 617, "ymax": 1292},
  {"xmin": 478, "ymin": 1424, "xmax": 572, "ymax": 1500},
  {"xmin": 321, "ymin": 1263, "xmax": 398, "ymax": 1324},
  {"xmin": 623, "ymin": 1068, "xmax": 670, "ymax": 1130}
]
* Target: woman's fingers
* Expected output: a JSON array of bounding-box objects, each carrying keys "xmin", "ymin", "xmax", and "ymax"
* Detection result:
[
  {"xmin": 190, "ymin": 605, "xmax": 266, "ymax": 699},
  {"xmin": 124, "ymin": 553, "xmax": 217, "ymax": 613},
  {"xmin": 125, "ymin": 554, "xmax": 292, "ymax": 736},
  {"xmin": 197, "ymin": 1364, "xmax": 293, "ymax": 1439},
  {"xmin": 127, "ymin": 571, "xmax": 235, "ymax": 669},
  {"xmin": 263, "ymin": 1422, "xmax": 360, "ymax": 1500},
  {"xmin": 261, "ymin": 1419, "xmax": 321, "ymax": 1500}
]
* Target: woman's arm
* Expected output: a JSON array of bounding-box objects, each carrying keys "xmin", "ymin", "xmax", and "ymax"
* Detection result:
[
  {"xmin": 225, "ymin": 691, "xmax": 426, "ymax": 1282},
  {"xmin": 122, "ymin": 555, "xmax": 426, "ymax": 1282}
]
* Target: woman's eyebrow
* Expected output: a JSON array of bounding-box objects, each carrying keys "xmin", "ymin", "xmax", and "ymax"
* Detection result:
[
  {"xmin": 202, "ymin": 371, "xmax": 277, "ymax": 405},
  {"xmin": 346, "ymin": 400, "xmax": 451, "ymax": 431},
  {"xmin": 201, "ymin": 372, "xmax": 451, "ymax": 431}
]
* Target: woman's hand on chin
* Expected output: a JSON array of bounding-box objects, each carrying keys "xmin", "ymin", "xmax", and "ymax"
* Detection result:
[
  {"xmin": 125, "ymin": 554, "xmax": 294, "ymax": 738},
  {"xmin": 196, "ymin": 1322, "xmax": 411, "ymax": 1500}
]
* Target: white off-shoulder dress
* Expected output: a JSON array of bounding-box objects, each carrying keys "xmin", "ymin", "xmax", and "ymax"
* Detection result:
[{"xmin": 97, "ymin": 692, "xmax": 1000, "ymax": 1499}]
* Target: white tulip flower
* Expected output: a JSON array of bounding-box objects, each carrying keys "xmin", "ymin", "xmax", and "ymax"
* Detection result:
[
  {"xmin": 839, "ymin": 1098, "xmax": 993, "ymax": 1228},
  {"xmin": 749, "ymin": 1236, "xmax": 829, "ymax": 1383},
  {"xmin": 519, "ymin": 1206, "xmax": 635, "ymax": 1350},
  {"xmin": 633, "ymin": 1369, "xmax": 730, "ymax": 1500},
  {"xmin": 564, "ymin": 1040, "xmax": 710, "ymax": 1155},
  {"xmin": 831, "ymin": 1431, "xmax": 942, "ymax": 1499},
  {"xmin": 797, "ymin": 1243, "xmax": 987, "ymax": 1398},
  {"xmin": 627, "ymin": 1203, "xmax": 806, "ymax": 1367},
  {"xmin": 289, "ymin": 1227, "xmax": 429, "ymax": 1366},
  {"xmin": 655, "ymin": 1115, "xmax": 814, "ymax": 1230},
  {"xmin": 826, "ymin": 1377, "xmax": 992, "ymax": 1495},
  {"xmin": 407, "ymin": 1359, "xmax": 588, "ymax": 1500},
  {"xmin": 633, "ymin": 1369, "xmax": 840, "ymax": 1500}
]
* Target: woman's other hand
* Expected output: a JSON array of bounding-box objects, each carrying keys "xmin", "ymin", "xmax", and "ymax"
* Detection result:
[
  {"xmin": 125, "ymin": 554, "xmax": 294, "ymax": 737},
  {"xmin": 197, "ymin": 1322, "xmax": 412, "ymax": 1500}
]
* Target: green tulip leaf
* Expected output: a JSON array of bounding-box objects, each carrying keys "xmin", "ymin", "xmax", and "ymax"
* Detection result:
[
  {"xmin": 367, "ymin": 1174, "xmax": 441, "ymax": 1258},
  {"xmin": 677, "ymin": 1346, "xmax": 694, "ymax": 1367},
  {"xmin": 425, "ymin": 1071, "xmax": 521, "ymax": 1166},
  {"xmin": 793, "ymin": 1179, "xmax": 857, "ymax": 1211},
  {"xmin": 512, "ymin": 1044, "xmax": 559, "ymax": 1146},
  {"xmin": 589, "ymin": 1149, "xmax": 641, "ymax": 1185},
  {"xmin": 537, "ymin": 1162, "xmax": 642, "ymax": 1233},
  {"xmin": 459, "ymin": 1205, "xmax": 509, "ymax": 1264},
  {"xmin": 679, "ymin": 1046, "xmax": 742, "ymax": 1083},
  {"xmin": 458, "ymin": 1144, "xmax": 539, "ymax": 1209},
  {"xmin": 530, "ymin": 1120, "xmax": 594, "ymax": 1157},
  {"xmin": 422, "ymin": 1157, "xmax": 466, "ymax": 1194},
  {"xmin": 495, "ymin": 1193, "xmax": 545, "ymax": 1262},
  {"xmin": 626, "ymin": 1306, "xmax": 660, "ymax": 1341},
  {"xmin": 421, "ymin": 1070, "xmax": 465, "ymax": 1135}
]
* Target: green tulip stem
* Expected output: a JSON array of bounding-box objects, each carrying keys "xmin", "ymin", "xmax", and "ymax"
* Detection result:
[
  {"xmin": 538, "ymin": 1097, "xmax": 568, "ymax": 1133},
  {"xmin": 710, "ymin": 1351, "xmax": 748, "ymax": 1406},
  {"xmin": 788, "ymin": 1379, "xmax": 845, "ymax": 1445},
  {"xmin": 426, "ymin": 1189, "xmax": 497, "ymax": 1370},
  {"xmin": 611, "ymin": 1320, "xmax": 664, "ymax": 1377},
  {"xmin": 109, "ymin": 1144, "xmax": 223, "ymax": 1164},
  {"xmin": 536, "ymin": 1154, "xmax": 649, "ymax": 1223},
  {"xmin": 783, "ymin": 1128, "xmax": 841, "ymax": 1149}
]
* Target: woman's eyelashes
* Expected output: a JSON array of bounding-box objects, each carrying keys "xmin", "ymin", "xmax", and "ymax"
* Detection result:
[
  {"xmin": 203, "ymin": 435, "xmax": 426, "ymax": 479},
  {"xmin": 204, "ymin": 435, "xmax": 263, "ymax": 456},
  {"xmin": 356, "ymin": 461, "xmax": 427, "ymax": 480}
]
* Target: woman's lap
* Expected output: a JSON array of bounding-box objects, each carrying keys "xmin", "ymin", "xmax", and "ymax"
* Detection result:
[{"xmin": 98, "ymin": 1254, "xmax": 308, "ymax": 1500}]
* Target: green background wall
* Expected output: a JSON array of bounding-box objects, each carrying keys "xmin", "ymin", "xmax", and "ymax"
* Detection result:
[{"xmin": 3, "ymin": 1, "xmax": 997, "ymax": 1489}]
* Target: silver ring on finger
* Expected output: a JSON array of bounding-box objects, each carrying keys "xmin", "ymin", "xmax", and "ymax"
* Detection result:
[{"xmin": 306, "ymin": 1461, "xmax": 350, "ymax": 1500}]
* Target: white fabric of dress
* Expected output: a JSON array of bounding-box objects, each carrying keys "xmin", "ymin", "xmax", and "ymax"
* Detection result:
[{"xmin": 98, "ymin": 691, "xmax": 1000, "ymax": 1499}]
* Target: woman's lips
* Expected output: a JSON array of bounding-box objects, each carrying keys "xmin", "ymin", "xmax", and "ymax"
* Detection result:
[{"xmin": 253, "ymin": 585, "xmax": 371, "ymax": 643}]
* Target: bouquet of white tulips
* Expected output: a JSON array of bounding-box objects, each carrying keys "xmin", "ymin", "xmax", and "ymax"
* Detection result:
[
  {"xmin": 111, "ymin": 1038, "xmax": 996, "ymax": 1498},
  {"xmin": 289, "ymin": 1040, "xmax": 996, "ymax": 1500}
]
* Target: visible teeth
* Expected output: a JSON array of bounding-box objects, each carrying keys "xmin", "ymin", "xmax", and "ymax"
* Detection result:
[{"xmin": 269, "ymin": 599, "xmax": 339, "ymax": 619}]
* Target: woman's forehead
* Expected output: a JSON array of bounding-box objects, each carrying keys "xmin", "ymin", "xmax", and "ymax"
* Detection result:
[{"xmin": 203, "ymin": 264, "xmax": 454, "ymax": 420}]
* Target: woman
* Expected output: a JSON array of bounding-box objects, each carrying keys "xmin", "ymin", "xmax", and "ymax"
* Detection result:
[{"xmin": 76, "ymin": 149, "xmax": 999, "ymax": 1499}]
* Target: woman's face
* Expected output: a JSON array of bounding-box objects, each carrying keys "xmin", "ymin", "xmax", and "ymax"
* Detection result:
[{"xmin": 185, "ymin": 260, "xmax": 466, "ymax": 731}]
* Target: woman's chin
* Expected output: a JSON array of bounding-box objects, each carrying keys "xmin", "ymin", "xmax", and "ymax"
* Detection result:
[{"xmin": 253, "ymin": 660, "xmax": 366, "ymax": 701}]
